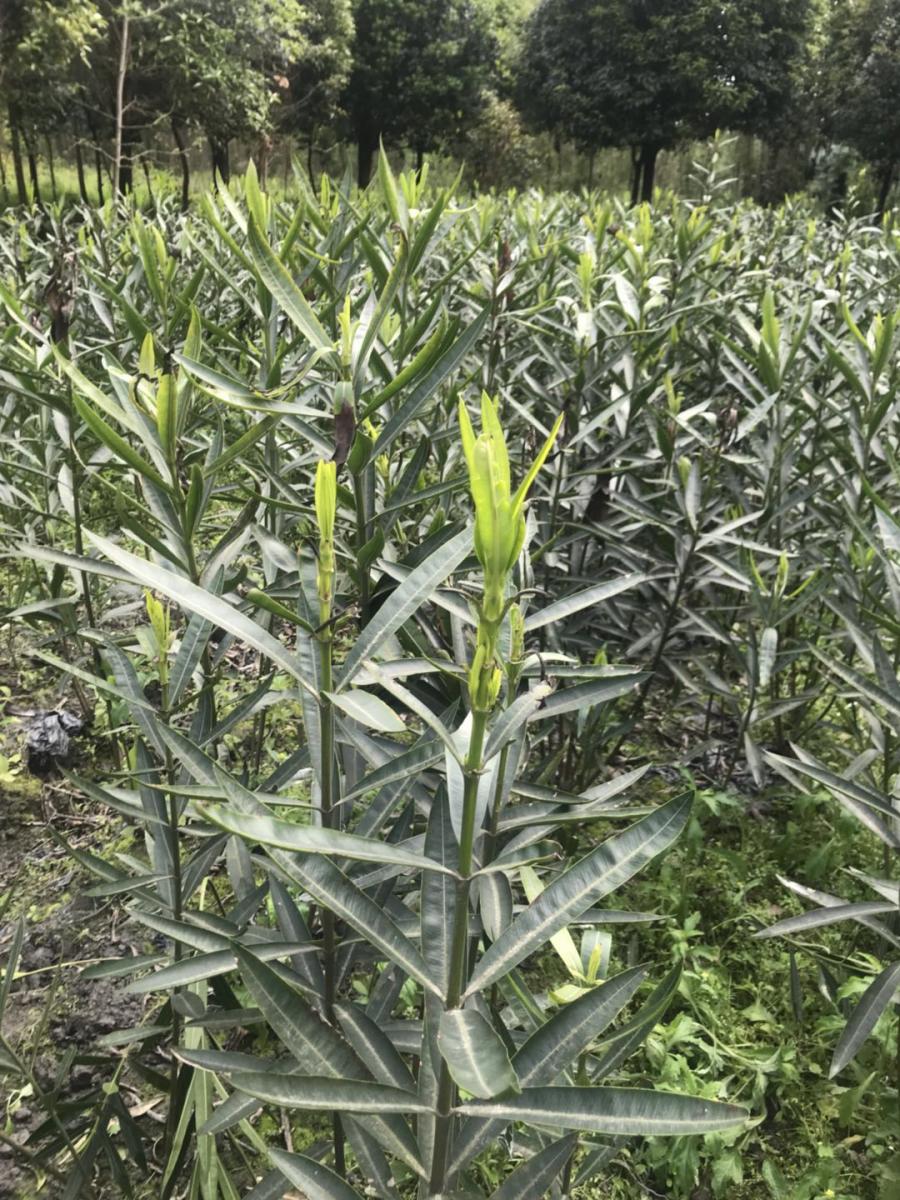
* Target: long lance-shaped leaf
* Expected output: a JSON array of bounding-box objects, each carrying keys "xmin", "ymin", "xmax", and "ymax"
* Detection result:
[
  {"xmin": 342, "ymin": 1116, "xmax": 402, "ymax": 1200},
  {"xmin": 246, "ymin": 217, "xmax": 336, "ymax": 360},
  {"xmin": 829, "ymin": 961, "xmax": 900, "ymax": 1077},
  {"xmin": 126, "ymin": 942, "xmax": 315, "ymax": 996},
  {"xmin": 341, "ymin": 738, "xmax": 442, "ymax": 805},
  {"xmin": 153, "ymin": 722, "xmax": 438, "ymax": 991},
  {"xmin": 514, "ymin": 967, "xmax": 648, "ymax": 1084},
  {"xmin": 233, "ymin": 945, "xmax": 363, "ymax": 1077},
  {"xmin": 765, "ymin": 750, "xmax": 900, "ymax": 826},
  {"xmin": 335, "ymin": 1003, "xmax": 417, "ymax": 1091},
  {"xmin": 489, "ymin": 1134, "xmax": 578, "ymax": 1200},
  {"xmin": 270, "ymin": 874, "xmax": 326, "ymax": 1000},
  {"xmin": 269, "ymin": 1149, "xmax": 365, "ymax": 1200},
  {"xmin": 422, "ymin": 792, "xmax": 458, "ymax": 1000},
  {"xmin": 353, "ymin": 238, "xmax": 408, "ymax": 391},
  {"xmin": 485, "ymin": 685, "xmax": 552, "ymax": 761},
  {"xmin": 197, "ymin": 805, "xmax": 455, "ymax": 874},
  {"xmin": 337, "ymin": 525, "xmax": 472, "ymax": 688},
  {"xmin": 326, "ymin": 688, "xmax": 407, "ymax": 732},
  {"xmin": 235, "ymin": 952, "xmax": 426, "ymax": 1175},
  {"xmin": 772, "ymin": 875, "xmax": 900, "ymax": 951},
  {"xmin": 177, "ymin": 1049, "xmax": 280, "ymax": 1074},
  {"xmin": 755, "ymin": 901, "xmax": 899, "ymax": 938},
  {"xmin": 233, "ymin": 1073, "xmax": 429, "ymax": 1115},
  {"xmin": 276, "ymin": 852, "xmax": 441, "ymax": 997},
  {"xmin": 530, "ymin": 675, "xmax": 646, "ymax": 722},
  {"xmin": 368, "ymin": 306, "xmax": 490, "ymax": 461},
  {"xmin": 73, "ymin": 392, "xmax": 171, "ymax": 493},
  {"xmin": 466, "ymin": 794, "xmax": 691, "ymax": 996},
  {"xmin": 438, "ymin": 1009, "xmax": 520, "ymax": 1099},
  {"xmin": 590, "ymin": 965, "xmax": 682, "ymax": 1079},
  {"xmin": 524, "ymin": 575, "xmax": 647, "ymax": 632},
  {"xmin": 170, "ymin": 609, "xmax": 214, "ymax": 706},
  {"xmin": 813, "ymin": 646, "xmax": 900, "ymax": 730},
  {"xmin": 18, "ymin": 543, "xmax": 133, "ymax": 584},
  {"xmin": 84, "ymin": 531, "xmax": 317, "ymax": 699},
  {"xmin": 456, "ymin": 1087, "xmax": 746, "ymax": 1135},
  {"xmin": 450, "ymin": 965, "xmax": 647, "ymax": 1174}
]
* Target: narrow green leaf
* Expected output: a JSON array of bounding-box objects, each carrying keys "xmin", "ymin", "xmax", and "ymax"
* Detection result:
[
  {"xmin": 84, "ymin": 531, "xmax": 316, "ymax": 699},
  {"xmin": 246, "ymin": 218, "xmax": 335, "ymax": 359},
  {"xmin": 198, "ymin": 805, "xmax": 453, "ymax": 874},
  {"xmin": 233, "ymin": 1073, "xmax": 427, "ymax": 1113},
  {"xmin": 829, "ymin": 961, "xmax": 900, "ymax": 1077},
  {"xmin": 234, "ymin": 945, "xmax": 363, "ymax": 1077},
  {"xmin": 438, "ymin": 1009, "xmax": 520, "ymax": 1099},
  {"xmin": 368, "ymin": 308, "xmax": 489, "ymax": 461},
  {"xmin": 466, "ymin": 795, "xmax": 691, "ymax": 995},
  {"xmin": 489, "ymin": 1135, "xmax": 577, "ymax": 1200},
  {"xmin": 755, "ymin": 901, "xmax": 898, "ymax": 938},
  {"xmin": 336, "ymin": 1003, "xmax": 417, "ymax": 1091},
  {"xmin": 269, "ymin": 1149, "xmax": 366, "ymax": 1200},
  {"xmin": 530, "ymin": 675, "xmax": 646, "ymax": 722},
  {"xmin": 73, "ymin": 393, "xmax": 171, "ymax": 492},
  {"xmin": 275, "ymin": 854, "xmax": 440, "ymax": 997},
  {"xmin": 338, "ymin": 525, "xmax": 472, "ymax": 687},
  {"xmin": 458, "ymin": 1086, "xmax": 746, "ymax": 1134},
  {"xmin": 326, "ymin": 689, "xmax": 407, "ymax": 733}
]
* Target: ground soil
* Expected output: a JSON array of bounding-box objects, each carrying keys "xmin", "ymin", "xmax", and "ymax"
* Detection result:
[{"xmin": 0, "ymin": 758, "xmax": 151, "ymax": 1198}]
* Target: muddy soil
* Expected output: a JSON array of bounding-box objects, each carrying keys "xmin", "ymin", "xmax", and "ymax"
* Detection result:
[{"xmin": 0, "ymin": 778, "xmax": 151, "ymax": 1199}]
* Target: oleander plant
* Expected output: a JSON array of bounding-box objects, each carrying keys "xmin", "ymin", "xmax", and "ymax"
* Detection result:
[{"xmin": 0, "ymin": 152, "xmax": 897, "ymax": 1197}]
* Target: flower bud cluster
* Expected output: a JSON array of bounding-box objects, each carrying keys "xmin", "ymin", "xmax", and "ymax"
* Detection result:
[{"xmin": 459, "ymin": 394, "xmax": 562, "ymax": 711}]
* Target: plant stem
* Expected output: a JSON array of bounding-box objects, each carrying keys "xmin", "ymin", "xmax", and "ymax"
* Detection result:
[
  {"xmin": 317, "ymin": 625, "xmax": 345, "ymax": 1175},
  {"xmin": 428, "ymin": 706, "xmax": 489, "ymax": 1196}
]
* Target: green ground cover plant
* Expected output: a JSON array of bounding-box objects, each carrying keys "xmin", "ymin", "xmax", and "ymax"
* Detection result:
[{"xmin": 0, "ymin": 158, "xmax": 897, "ymax": 1197}]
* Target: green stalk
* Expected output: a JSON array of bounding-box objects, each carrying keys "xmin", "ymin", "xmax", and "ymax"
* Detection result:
[
  {"xmin": 428, "ymin": 705, "xmax": 489, "ymax": 1196},
  {"xmin": 317, "ymin": 623, "xmax": 345, "ymax": 1176},
  {"xmin": 160, "ymin": 660, "xmax": 185, "ymax": 1162},
  {"xmin": 352, "ymin": 468, "xmax": 371, "ymax": 620}
]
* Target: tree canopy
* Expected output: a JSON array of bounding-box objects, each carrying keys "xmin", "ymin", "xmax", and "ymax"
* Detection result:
[
  {"xmin": 345, "ymin": 0, "xmax": 496, "ymax": 185},
  {"xmin": 519, "ymin": 0, "xmax": 811, "ymax": 202}
]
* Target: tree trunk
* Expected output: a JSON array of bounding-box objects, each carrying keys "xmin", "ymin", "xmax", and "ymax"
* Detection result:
[
  {"xmin": 876, "ymin": 159, "xmax": 896, "ymax": 218},
  {"xmin": 45, "ymin": 137, "xmax": 58, "ymax": 200},
  {"xmin": 85, "ymin": 112, "xmax": 105, "ymax": 203},
  {"xmin": 640, "ymin": 143, "xmax": 658, "ymax": 204},
  {"xmin": 7, "ymin": 106, "xmax": 28, "ymax": 205},
  {"xmin": 0, "ymin": 145, "xmax": 7, "ymax": 206},
  {"xmin": 307, "ymin": 134, "xmax": 315, "ymax": 185},
  {"xmin": 94, "ymin": 146, "xmax": 105, "ymax": 204},
  {"xmin": 357, "ymin": 131, "xmax": 376, "ymax": 187},
  {"xmin": 172, "ymin": 120, "xmax": 190, "ymax": 211},
  {"xmin": 209, "ymin": 138, "xmax": 230, "ymax": 189},
  {"xmin": 141, "ymin": 154, "xmax": 154, "ymax": 206},
  {"xmin": 255, "ymin": 133, "xmax": 273, "ymax": 188},
  {"xmin": 415, "ymin": 146, "xmax": 424, "ymax": 173},
  {"xmin": 629, "ymin": 146, "xmax": 641, "ymax": 207},
  {"xmin": 73, "ymin": 131, "xmax": 89, "ymax": 204},
  {"xmin": 25, "ymin": 138, "xmax": 42, "ymax": 206},
  {"xmin": 113, "ymin": 14, "xmax": 130, "ymax": 194},
  {"xmin": 119, "ymin": 129, "xmax": 138, "ymax": 193}
]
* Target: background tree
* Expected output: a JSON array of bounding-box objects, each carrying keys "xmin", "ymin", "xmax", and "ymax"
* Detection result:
[
  {"xmin": 823, "ymin": 0, "xmax": 900, "ymax": 214},
  {"xmin": 278, "ymin": 0, "xmax": 354, "ymax": 183},
  {"xmin": 345, "ymin": 0, "xmax": 496, "ymax": 185},
  {"xmin": 519, "ymin": 0, "xmax": 811, "ymax": 204},
  {"xmin": 0, "ymin": 0, "xmax": 105, "ymax": 204}
]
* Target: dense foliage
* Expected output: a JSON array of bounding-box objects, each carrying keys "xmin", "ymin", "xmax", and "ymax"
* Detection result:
[
  {"xmin": 0, "ymin": 0, "xmax": 897, "ymax": 208},
  {"xmin": 0, "ymin": 162, "xmax": 897, "ymax": 1197}
]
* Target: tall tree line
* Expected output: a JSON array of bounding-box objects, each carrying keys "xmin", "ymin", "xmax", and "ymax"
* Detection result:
[{"xmin": 0, "ymin": 0, "xmax": 896, "ymax": 210}]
